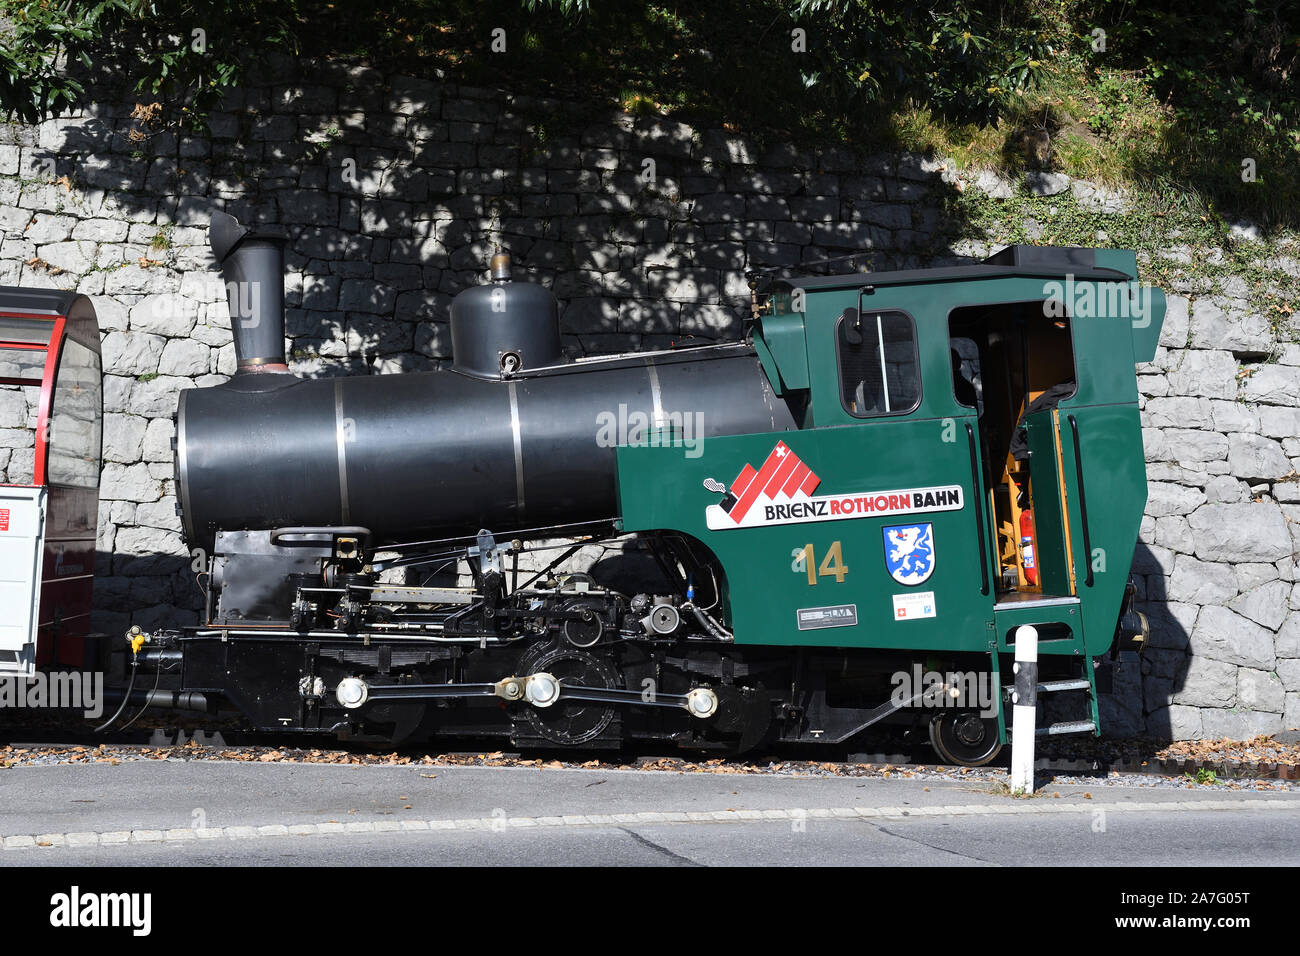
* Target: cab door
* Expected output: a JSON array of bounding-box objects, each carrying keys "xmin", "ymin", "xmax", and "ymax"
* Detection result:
[{"xmin": 1046, "ymin": 403, "xmax": 1146, "ymax": 656}]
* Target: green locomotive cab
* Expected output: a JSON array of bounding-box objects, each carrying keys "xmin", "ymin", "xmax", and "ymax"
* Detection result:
[{"xmin": 616, "ymin": 246, "xmax": 1164, "ymax": 759}]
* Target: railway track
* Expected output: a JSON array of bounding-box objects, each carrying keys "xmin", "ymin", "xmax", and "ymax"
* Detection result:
[{"xmin": 3, "ymin": 722, "xmax": 1298, "ymax": 786}]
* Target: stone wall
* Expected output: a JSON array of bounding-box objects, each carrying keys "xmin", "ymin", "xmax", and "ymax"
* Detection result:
[
  {"xmin": 1128, "ymin": 288, "xmax": 1300, "ymax": 740},
  {"xmin": 0, "ymin": 62, "xmax": 1297, "ymax": 739}
]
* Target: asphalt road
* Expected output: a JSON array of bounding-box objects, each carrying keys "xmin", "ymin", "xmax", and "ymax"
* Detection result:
[{"xmin": 2, "ymin": 760, "xmax": 1299, "ymax": 866}]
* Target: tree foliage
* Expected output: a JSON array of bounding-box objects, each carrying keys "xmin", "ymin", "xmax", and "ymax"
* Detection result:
[
  {"xmin": 0, "ymin": 1, "xmax": 300, "ymax": 125},
  {"xmin": 790, "ymin": 1, "xmax": 1054, "ymax": 123},
  {"xmin": 0, "ymin": 1, "xmax": 1055, "ymax": 131},
  {"xmin": 0, "ymin": 1, "xmax": 1294, "ymax": 220}
]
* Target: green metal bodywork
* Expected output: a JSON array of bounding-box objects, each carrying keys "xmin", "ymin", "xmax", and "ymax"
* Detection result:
[{"xmin": 616, "ymin": 249, "xmax": 1164, "ymax": 681}]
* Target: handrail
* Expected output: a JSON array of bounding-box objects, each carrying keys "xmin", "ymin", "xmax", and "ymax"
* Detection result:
[
  {"xmin": 270, "ymin": 526, "xmax": 371, "ymax": 546},
  {"xmin": 965, "ymin": 422, "xmax": 990, "ymax": 596},
  {"xmin": 1066, "ymin": 414, "xmax": 1094, "ymax": 587}
]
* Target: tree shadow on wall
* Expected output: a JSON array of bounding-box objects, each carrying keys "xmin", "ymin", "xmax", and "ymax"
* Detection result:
[{"xmin": 12, "ymin": 56, "xmax": 979, "ymax": 370}]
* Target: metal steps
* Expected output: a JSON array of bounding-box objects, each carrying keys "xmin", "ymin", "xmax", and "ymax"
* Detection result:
[
  {"xmin": 1000, "ymin": 658, "xmax": 1101, "ymax": 742},
  {"xmin": 1002, "ymin": 677, "xmax": 1093, "ymax": 698},
  {"xmin": 1037, "ymin": 678, "xmax": 1091, "ymax": 693},
  {"xmin": 1036, "ymin": 720, "xmax": 1097, "ymax": 736}
]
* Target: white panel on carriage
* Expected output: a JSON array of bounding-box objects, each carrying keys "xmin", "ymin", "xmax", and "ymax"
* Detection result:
[{"xmin": 0, "ymin": 486, "xmax": 45, "ymax": 676}]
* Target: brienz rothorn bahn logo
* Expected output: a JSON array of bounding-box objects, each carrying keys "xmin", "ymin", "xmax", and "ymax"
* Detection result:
[
  {"xmin": 704, "ymin": 441, "xmax": 965, "ymax": 531},
  {"xmin": 711, "ymin": 440, "xmax": 821, "ymax": 525}
]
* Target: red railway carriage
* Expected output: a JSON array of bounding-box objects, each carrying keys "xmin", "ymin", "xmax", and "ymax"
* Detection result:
[{"xmin": 0, "ymin": 288, "xmax": 102, "ymax": 676}]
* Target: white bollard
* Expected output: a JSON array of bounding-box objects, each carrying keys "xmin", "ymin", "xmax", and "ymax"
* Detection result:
[{"xmin": 1010, "ymin": 624, "xmax": 1039, "ymax": 794}]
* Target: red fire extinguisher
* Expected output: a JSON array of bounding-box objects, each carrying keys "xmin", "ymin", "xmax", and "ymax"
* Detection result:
[{"xmin": 1020, "ymin": 510, "xmax": 1038, "ymax": 586}]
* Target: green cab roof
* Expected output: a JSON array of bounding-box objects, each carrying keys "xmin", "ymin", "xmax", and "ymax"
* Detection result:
[{"xmin": 764, "ymin": 245, "xmax": 1138, "ymax": 292}]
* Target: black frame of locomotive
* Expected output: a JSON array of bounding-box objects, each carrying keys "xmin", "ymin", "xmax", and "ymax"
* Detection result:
[{"xmin": 165, "ymin": 518, "xmax": 780, "ymax": 750}]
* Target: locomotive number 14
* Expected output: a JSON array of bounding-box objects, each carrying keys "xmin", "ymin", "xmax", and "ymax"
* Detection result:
[{"xmin": 792, "ymin": 541, "xmax": 849, "ymax": 585}]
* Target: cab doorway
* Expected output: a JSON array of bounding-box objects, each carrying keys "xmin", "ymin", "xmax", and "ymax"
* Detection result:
[{"xmin": 948, "ymin": 301, "xmax": 1077, "ymax": 600}]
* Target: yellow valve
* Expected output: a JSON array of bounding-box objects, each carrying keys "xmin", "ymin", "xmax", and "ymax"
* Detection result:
[{"xmin": 127, "ymin": 625, "xmax": 147, "ymax": 657}]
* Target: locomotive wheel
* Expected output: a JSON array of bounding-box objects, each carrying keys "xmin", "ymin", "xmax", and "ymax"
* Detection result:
[
  {"xmin": 928, "ymin": 711, "xmax": 1002, "ymax": 767},
  {"xmin": 517, "ymin": 644, "xmax": 620, "ymax": 746}
]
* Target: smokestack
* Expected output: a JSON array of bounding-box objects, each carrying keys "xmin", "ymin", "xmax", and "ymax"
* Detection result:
[{"xmin": 210, "ymin": 211, "xmax": 288, "ymax": 373}]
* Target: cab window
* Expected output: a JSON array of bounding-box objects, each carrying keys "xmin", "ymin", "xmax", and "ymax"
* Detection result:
[
  {"xmin": 46, "ymin": 338, "xmax": 102, "ymax": 488},
  {"xmin": 837, "ymin": 308, "xmax": 920, "ymax": 417}
]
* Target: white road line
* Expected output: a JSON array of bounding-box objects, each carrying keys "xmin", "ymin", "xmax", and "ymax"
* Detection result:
[{"xmin": 2, "ymin": 798, "xmax": 1298, "ymax": 851}]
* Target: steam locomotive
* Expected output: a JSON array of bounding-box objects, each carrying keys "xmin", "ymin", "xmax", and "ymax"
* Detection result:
[{"xmin": 128, "ymin": 212, "xmax": 1164, "ymax": 764}]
